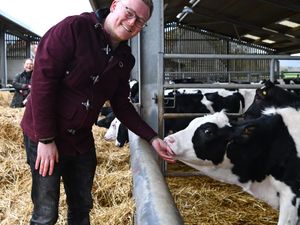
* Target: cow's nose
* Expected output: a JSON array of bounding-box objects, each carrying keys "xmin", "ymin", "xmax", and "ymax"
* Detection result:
[{"xmin": 164, "ymin": 135, "xmax": 175, "ymax": 144}]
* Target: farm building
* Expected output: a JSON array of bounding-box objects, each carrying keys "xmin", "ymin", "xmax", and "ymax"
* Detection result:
[{"xmin": 0, "ymin": 10, "xmax": 40, "ymax": 87}]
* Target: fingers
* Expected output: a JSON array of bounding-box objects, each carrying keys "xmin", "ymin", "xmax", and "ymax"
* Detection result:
[
  {"xmin": 41, "ymin": 160, "xmax": 49, "ymax": 177},
  {"xmin": 37, "ymin": 159, "xmax": 55, "ymax": 176},
  {"xmin": 156, "ymin": 147, "xmax": 176, "ymax": 163},
  {"xmin": 151, "ymin": 138, "xmax": 177, "ymax": 163},
  {"xmin": 35, "ymin": 155, "xmax": 41, "ymax": 170},
  {"xmin": 49, "ymin": 159, "xmax": 55, "ymax": 176}
]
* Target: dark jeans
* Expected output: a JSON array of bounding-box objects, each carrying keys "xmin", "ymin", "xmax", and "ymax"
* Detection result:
[{"xmin": 24, "ymin": 135, "xmax": 97, "ymax": 225}]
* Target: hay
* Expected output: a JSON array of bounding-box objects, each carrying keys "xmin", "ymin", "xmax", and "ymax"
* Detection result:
[
  {"xmin": 167, "ymin": 167, "xmax": 279, "ymax": 225},
  {"xmin": 0, "ymin": 104, "xmax": 134, "ymax": 225},
  {"xmin": 0, "ymin": 92, "xmax": 13, "ymax": 107}
]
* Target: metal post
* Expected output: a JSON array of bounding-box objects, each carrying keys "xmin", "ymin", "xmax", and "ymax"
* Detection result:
[
  {"xmin": 129, "ymin": 131, "xmax": 184, "ymax": 225},
  {"xmin": 0, "ymin": 24, "xmax": 7, "ymax": 87}
]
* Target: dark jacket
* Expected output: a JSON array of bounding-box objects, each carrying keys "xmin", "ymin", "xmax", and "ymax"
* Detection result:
[
  {"xmin": 10, "ymin": 71, "xmax": 32, "ymax": 108},
  {"xmin": 21, "ymin": 11, "xmax": 157, "ymax": 155}
]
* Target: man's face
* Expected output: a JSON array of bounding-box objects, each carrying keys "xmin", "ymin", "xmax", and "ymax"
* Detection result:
[
  {"xmin": 24, "ymin": 59, "xmax": 33, "ymax": 72},
  {"xmin": 107, "ymin": 0, "xmax": 150, "ymax": 42}
]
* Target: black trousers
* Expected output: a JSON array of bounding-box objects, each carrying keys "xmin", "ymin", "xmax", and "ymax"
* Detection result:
[{"xmin": 24, "ymin": 135, "xmax": 97, "ymax": 225}]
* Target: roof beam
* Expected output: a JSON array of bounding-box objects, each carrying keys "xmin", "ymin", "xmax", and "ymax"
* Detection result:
[
  {"xmin": 191, "ymin": 7, "xmax": 300, "ymax": 42},
  {"xmin": 275, "ymin": 43, "xmax": 300, "ymax": 54},
  {"xmin": 257, "ymin": 0, "xmax": 300, "ymax": 12}
]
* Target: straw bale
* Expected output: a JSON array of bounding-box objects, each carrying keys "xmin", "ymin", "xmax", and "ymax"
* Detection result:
[{"xmin": 0, "ymin": 92, "xmax": 13, "ymax": 107}]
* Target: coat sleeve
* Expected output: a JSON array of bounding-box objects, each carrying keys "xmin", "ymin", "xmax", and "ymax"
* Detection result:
[
  {"xmin": 12, "ymin": 73, "xmax": 28, "ymax": 90},
  {"xmin": 110, "ymin": 78, "xmax": 157, "ymax": 142},
  {"xmin": 30, "ymin": 16, "xmax": 78, "ymax": 139}
]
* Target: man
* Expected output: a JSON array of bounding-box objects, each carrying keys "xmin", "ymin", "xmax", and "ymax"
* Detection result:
[
  {"xmin": 10, "ymin": 58, "xmax": 33, "ymax": 108},
  {"xmin": 21, "ymin": 0, "xmax": 175, "ymax": 224}
]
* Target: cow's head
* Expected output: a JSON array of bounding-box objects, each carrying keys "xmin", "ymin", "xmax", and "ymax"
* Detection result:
[
  {"xmin": 164, "ymin": 111, "xmax": 232, "ymax": 169},
  {"xmin": 104, "ymin": 118, "xmax": 121, "ymax": 141},
  {"xmin": 244, "ymin": 80, "xmax": 279, "ymax": 119},
  {"xmin": 104, "ymin": 118, "xmax": 129, "ymax": 147}
]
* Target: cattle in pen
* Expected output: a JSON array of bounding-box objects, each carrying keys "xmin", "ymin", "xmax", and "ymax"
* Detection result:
[
  {"xmin": 164, "ymin": 108, "xmax": 300, "ymax": 225},
  {"xmin": 244, "ymin": 80, "xmax": 300, "ymax": 119}
]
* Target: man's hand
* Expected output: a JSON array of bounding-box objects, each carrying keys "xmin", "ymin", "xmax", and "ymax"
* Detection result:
[
  {"xmin": 151, "ymin": 137, "xmax": 176, "ymax": 163},
  {"xmin": 35, "ymin": 142, "xmax": 59, "ymax": 176}
]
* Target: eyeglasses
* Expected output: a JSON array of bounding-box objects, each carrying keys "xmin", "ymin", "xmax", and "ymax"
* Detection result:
[{"xmin": 119, "ymin": 0, "xmax": 147, "ymax": 29}]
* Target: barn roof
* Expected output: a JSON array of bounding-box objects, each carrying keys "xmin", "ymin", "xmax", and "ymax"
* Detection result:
[
  {"xmin": 90, "ymin": 0, "xmax": 300, "ymax": 55},
  {"xmin": 0, "ymin": 10, "xmax": 40, "ymax": 42}
]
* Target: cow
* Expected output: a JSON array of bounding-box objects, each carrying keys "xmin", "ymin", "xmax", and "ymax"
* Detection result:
[
  {"xmin": 244, "ymin": 80, "xmax": 300, "ymax": 119},
  {"xmin": 203, "ymin": 91, "xmax": 245, "ymax": 113},
  {"xmin": 164, "ymin": 89, "xmax": 245, "ymax": 135},
  {"xmin": 104, "ymin": 118, "xmax": 129, "ymax": 147},
  {"xmin": 164, "ymin": 108, "xmax": 300, "ymax": 225}
]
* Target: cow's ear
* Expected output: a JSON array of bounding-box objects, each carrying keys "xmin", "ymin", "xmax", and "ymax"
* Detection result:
[
  {"xmin": 265, "ymin": 80, "xmax": 275, "ymax": 88},
  {"xmin": 242, "ymin": 125, "xmax": 256, "ymax": 138}
]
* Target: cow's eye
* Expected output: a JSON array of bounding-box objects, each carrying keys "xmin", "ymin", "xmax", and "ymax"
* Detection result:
[
  {"xmin": 204, "ymin": 129, "xmax": 212, "ymax": 135},
  {"xmin": 262, "ymin": 90, "xmax": 267, "ymax": 96}
]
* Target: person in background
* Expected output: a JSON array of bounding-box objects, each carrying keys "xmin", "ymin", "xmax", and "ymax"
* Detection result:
[
  {"xmin": 20, "ymin": 0, "xmax": 175, "ymax": 224},
  {"xmin": 10, "ymin": 58, "xmax": 33, "ymax": 108}
]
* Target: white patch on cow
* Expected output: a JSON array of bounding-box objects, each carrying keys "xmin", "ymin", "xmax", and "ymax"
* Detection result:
[
  {"xmin": 263, "ymin": 107, "xmax": 300, "ymax": 157},
  {"xmin": 201, "ymin": 89, "xmax": 237, "ymax": 97},
  {"xmin": 164, "ymin": 88, "xmax": 200, "ymax": 95},
  {"xmin": 270, "ymin": 176, "xmax": 299, "ymax": 225},
  {"xmin": 104, "ymin": 118, "xmax": 121, "ymax": 141},
  {"xmin": 201, "ymin": 95, "xmax": 214, "ymax": 113},
  {"xmin": 238, "ymin": 89, "xmax": 256, "ymax": 111},
  {"xmin": 245, "ymin": 176, "xmax": 279, "ymax": 209},
  {"xmin": 129, "ymin": 79, "xmax": 138, "ymax": 88}
]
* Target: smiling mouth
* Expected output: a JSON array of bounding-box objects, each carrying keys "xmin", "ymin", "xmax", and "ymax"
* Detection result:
[{"xmin": 121, "ymin": 24, "xmax": 133, "ymax": 33}]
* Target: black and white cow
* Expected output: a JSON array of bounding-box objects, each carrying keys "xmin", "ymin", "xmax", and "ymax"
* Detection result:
[
  {"xmin": 203, "ymin": 91, "xmax": 245, "ymax": 113},
  {"xmin": 164, "ymin": 88, "xmax": 246, "ymax": 135},
  {"xmin": 164, "ymin": 108, "xmax": 300, "ymax": 225},
  {"xmin": 104, "ymin": 118, "xmax": 129, "ymax": 147},
  {"xmin": 244, "ymin": 80, "xmax": 300, "ymax": 119}
]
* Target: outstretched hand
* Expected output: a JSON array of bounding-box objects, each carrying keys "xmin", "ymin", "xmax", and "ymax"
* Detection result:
[{"xmin": 151, "ymin": 137, "xmax": 176, "ymax": 163}]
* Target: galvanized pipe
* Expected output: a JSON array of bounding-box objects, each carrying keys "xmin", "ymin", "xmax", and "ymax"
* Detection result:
[
  {"xmin": 129, "ymin": 131, "xmax": 184, "ymax": 225},
  {"xmin": 163, "ymin": 83, "xmax": 300, "ymax": 89},
  {"xmin": 164, "ymin": 53, "xmax": 300, "ymax": 60}
]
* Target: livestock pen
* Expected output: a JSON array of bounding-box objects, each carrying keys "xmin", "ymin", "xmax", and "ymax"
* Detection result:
[{"xmin": 0, "ymin": 91, "xmax": 279, "ymax": 225}]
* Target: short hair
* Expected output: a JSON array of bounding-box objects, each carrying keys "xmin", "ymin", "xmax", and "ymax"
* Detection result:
[
  {"xmin": 24, "ymin": 58, "xmax": 33, "ymax": 63},
  {"xmin": 142, "ymin": 0, "xmax": 153, "ymax": 18}
]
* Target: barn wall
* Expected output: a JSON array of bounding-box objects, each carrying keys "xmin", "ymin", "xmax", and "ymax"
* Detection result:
[{"xmin": 7, "ymin": 59, "xmax": 24, "ymax": 83}]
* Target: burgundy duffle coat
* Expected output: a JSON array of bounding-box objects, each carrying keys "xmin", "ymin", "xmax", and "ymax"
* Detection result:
[{"xmin": 21, "ymin": 10, "xmax": 157, "ymax": 155}]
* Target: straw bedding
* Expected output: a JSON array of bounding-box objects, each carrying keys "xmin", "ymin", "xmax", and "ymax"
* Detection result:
[{"xmin": 0, "ymin": 92, "xmax": 278, "ymax": 224}]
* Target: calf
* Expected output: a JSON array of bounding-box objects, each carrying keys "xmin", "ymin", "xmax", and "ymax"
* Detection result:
[
  {"xmin": 244, "ymin": 80, "xmax": 300, "ymax": 119},
  {"xmin": 104, "ymin": 118, "xmax": 128, "ymax": 147},
  {"xmin": 203, "ymin": 91, "xmax": 245, "ymax": 113},
  {"xmin": 164, "ymin": 108, "xmax": 300, "ymax": 225},
  {"xmin": 164, "ymin": 89, "xmax": 245, "ymax": 135}
]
